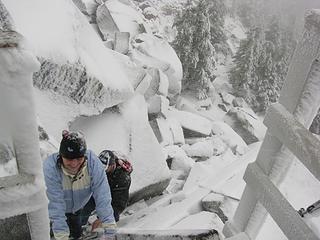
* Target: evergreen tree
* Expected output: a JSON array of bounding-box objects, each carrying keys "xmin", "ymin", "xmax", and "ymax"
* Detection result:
[
  {"xmin": 229, "ymin": 20, "xmax": 291, "ymax": 112},
  {"xmin": 173, "ymin": 0, "xmax": 215, "ymax": 99}
]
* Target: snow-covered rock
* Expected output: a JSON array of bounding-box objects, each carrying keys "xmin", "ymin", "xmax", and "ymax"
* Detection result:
[
  {"xmin": 211, "ymin": 121, "xmax": 248, "ymax": 155},
  {"xmin": 220, "ymin": 92, "xmax": 234, "ymax": 106},
  {"xmin": 130, "ymin": 33, "xmax": 183, "ymax": 99},
  {"xmin": 103, "ymin": 0, "xmax": 149, "ymax": 39},
  {"xmin": 164, "ymin": 145, "xmax": 194, "ymax": 176},
  {"xmin": 232, "ymin": 97, "xmax": 247, "ymax": 108},
  {"xmin": 70, "ymin": 95, "xmax": 171, "ymax": 203},
  {"xmin": 165, "ymin": 178, "xmax": 185, "ymax": 194},
  {"xmin": 147, "ymin": 94, "xmax": 169, "ymax": 116},
  {"xmin": 149, "ymin": 117, "xmax": 174, "ymax": 146},
  {"xmin": 4, "ymin": 0, "xmax": 134, "ymax": 113},
  {"xmin": 170, "ymin": 211, "xmax": 224, "ymax": 234},
  {"xmin": 145, "ymin": 67, "xmax": 169, "ymax": 99},
  {"xmin": 166, "ymin": 117, "xmax": 185, "ymax": 145},
  {"xmin": 224, "ymin": 107, "xmax": 266, "ymax": 145},
  {"xmin": 96, "ymin": 3, "xmax": 119, "ymax": 40},
  {"xmin": 114, "ymin": 32, "xmax": 130, "ymax": 54},
  {"xmin": 182, "ymin": 141, "xmax": 215, "ymax": 160},
  {"xmin": 202, "ymin": 193, "xmax": 228, "ymax": 223},
  {"xmin": 165, "ymin": 108, "xmax": 212, "ymax": 137}
]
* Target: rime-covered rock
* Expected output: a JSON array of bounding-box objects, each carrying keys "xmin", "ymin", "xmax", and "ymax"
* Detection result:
[
  {"xmin": 202, "ymin": 193, "xmax": 228, "ymax": 223},
  {"xmin": 165, "ymin": 108, "xmax": 212, "ymax": 138},
  {"xmin": 114, "ymin": 32, "xmax": 130, "ymax": 54},
  {"xmin": 211, "ymin": 121, "xmax": 248, "ymax": 155},
  {"xmin": 219, "ymin": 92, "xmax": 234, "ymax": 106},
  {"xmin": 96, "ymin": 3, "xmax": 119, "ymax": 40},
  {"xmin": 145, "ymin": 67, "xmax": 169, "ymax": 99},
  {"xmin": 224, "ymin": 107, "xmax": 266, "ymax": 145},
  {"xmin": 143, "ymin": 7, "xmax": 158, "ymax": 20},
  {"xmin": 104, "ymin": 0, "xmax": 149, "ymax": 39},
  {"xmin": 232, "ymin": 97, "xmax": 247, "ymax": 108},
  {"xmin": 164, "ymin": 145, "xmax": 194, "ymax": 176},
  {"xmin": 33, "ymin": 58, "xmax": 133, "ymax": 110},
  {"xmin": 130, "ymin": 33, "xmax": 183, "ymax": 99},
  {"xmin": 149, "ymin": 117, "xmax": 174, "ymax": 146},
  {"xmin": 147, "ymin": 94, "xmax": 169, "ymax": 116}
]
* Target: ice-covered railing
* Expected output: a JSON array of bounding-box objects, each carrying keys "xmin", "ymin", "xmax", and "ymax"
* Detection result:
[
  {"xmin": 0, "ymin": 1, "xmax": 50, "ymax": 239},
  {"xmin": 223, "ymin": 9, "xmax": 320, "ymax": 240}
]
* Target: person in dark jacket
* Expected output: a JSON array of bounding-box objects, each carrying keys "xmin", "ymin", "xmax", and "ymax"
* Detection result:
[
  {"xmin": 43, "ymin": 130, "xmax": 116, "ymax": 240},
  {"xmin": 99, "ymin": 150, "xmax": 133, "ymax": 222}
]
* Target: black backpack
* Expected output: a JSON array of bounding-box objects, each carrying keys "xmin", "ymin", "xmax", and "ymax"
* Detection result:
[{"xmin": 99, "ymin": 150, "xmax": 133, "ymax": 221}]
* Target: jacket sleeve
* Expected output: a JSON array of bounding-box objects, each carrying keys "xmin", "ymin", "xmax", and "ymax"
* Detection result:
[
  {"xmin": 43, "ymin": 156, "xmax": 69, "ymax": 237},
  {"xmin": 89, "ymin": 151, "xmax": 115, "ymax": 224}
]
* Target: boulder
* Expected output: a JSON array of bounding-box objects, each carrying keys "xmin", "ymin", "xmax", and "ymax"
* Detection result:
[
  {"xmin": 232, "ymin": 97, "xmax": 247, "ymax": 108},
  {"xmin": 223, "ymin": 107, "xmax": 266, "ymax": 145},
  {"xmin": 219, "ymin": 92, "xmax": 234, "ymax": 105},
  {"xmin": 96, "ymin": 3, "xmax": 120, "ymax": 40},
  {"xmin": 166, "ymin": 118, "xmax": 185, "ymax": 145},
  {"xmin": 135, "ymin": 73, "xmax": 152, "ymax": 95},
  {"xmin": 181, "ymin": 140, "xmax": 218, "ymax": 160},
  {"xmin": 114, "ymin": 32, "xmax": 130, "ymax": 54},
  {"xmin": 143, "ymin": 7, "xmax": 158, "ymax": 20},
  {"xmin": 147, "ymin": 95, "xmax": 169, "ymax": 116},
  {"xmin": 130, "ymin": 33, "xmax": 183, "ymax": 99},
  {"xmin": 149, "ymin": 117, "xmax": 174, "ymax": 146},
  {"xmin": 202, "ymin": 193, "xmax": 228, "ymax": 223},
  {"xmin": 145, "ymin": 68, "xmax": 169, "ymax": 99},
  {"xmin": 70, "ymin": 95, "xmax": 171, "ymax": 204},
  {"xmin": 164, "ymin": 145, "xmax": 194, "ymax": 175},
  {"xmin": 165, "ymin": 178, "xmax": 185, "ymax": 194},
  {"xmin": 165, "ymin": 108, "xmax": 212, "ymax": 138},
  {"xmin": 211, "ymin": 121, "xmax": 248, "ymax": 155},
  {"xmin": 138, "ymin": 1, "xmax": 151, "ymax": 11},
  {"xmin": 104, "ymin": 0, "xmax": 149, "ymax": 38},
  {"xmin": 33, "ymin": 58, "xmax": 133, "ymax": 111},
  {"xmin": 218, "ymin": 103, "xmax": 228, "ymax": 112}
]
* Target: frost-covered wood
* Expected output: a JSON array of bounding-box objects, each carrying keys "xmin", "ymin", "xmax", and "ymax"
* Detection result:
[
  {"xmin": 265, "ymin": 103, "xmax": 320, "ymax": 181},
  {"xmin": 224, "ymin": 9, "xmax": 320, "ymax": 240},
  {"xmin": 0, "ymin": 22, "xmax": 49, "ymax": 239},
  {"xmin": 244, "ymin": 162, "xmax": 319, "ymax": 240}
]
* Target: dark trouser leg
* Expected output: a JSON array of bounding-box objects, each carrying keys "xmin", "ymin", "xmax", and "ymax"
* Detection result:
[{"xmin": 66, "ymin": 197, "xmax": 96, "ymax": 239}]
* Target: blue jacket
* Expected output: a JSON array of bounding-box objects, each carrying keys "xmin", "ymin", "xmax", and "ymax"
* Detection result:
[{"xmin": 43, "ymin": 150, "xmax": 115, "ymax": 235}]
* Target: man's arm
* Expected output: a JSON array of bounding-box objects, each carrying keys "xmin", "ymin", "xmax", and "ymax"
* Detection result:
[{"xmin": 43, "ymin": 157, "xmax": 69, "ymax": 239}]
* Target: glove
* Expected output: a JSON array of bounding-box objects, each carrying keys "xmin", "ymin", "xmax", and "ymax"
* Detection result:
[
  {"xmin": 53, "ymin": 231, "xmax": 69, "ymax": 240},
  {"xmin": 91, "ymin": 220, "xmax": 117, "ymax": 239}
]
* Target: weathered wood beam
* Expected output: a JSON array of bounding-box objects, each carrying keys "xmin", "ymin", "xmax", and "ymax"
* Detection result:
[{"xmin": 244, "ymin": 162, "xmax": 319, "ymax": 240}]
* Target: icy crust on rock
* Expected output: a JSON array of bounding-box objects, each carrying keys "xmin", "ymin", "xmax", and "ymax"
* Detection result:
[
  {"xmin": 3, "ymin": 0, "xmax": 133, "ymax": 107},
  {"xmin": 33, "ymin": 58, "xmax": 132, "ymax": 109}
]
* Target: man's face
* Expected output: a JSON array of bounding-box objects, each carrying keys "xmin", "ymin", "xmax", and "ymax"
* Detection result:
[{"xmin": 62, "ymin": 156, "xmax": 85, "ymax": 174}]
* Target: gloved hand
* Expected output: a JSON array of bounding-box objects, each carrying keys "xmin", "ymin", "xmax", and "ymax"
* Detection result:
[
  {"xmin": 53, "ymin": 231, "xmax": 69, "ymax": 240},
  {"xmin": 91, "ymin": 220, "xmax": 117, "ymax": 239}
]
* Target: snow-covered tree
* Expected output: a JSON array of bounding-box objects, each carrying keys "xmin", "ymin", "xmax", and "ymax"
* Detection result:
[
  {"xmin": 173, "ymin": 0, "xmax": 215, "ymax": 99},
  {"xmin": 229, "ymin": 17, "xmax": 295, "ymax": 112}
]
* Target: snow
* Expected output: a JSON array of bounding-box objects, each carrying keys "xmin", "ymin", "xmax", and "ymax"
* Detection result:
[
  {"xmin": 3, "ymin": 0, "xmax": 132, "ymax": 91},
  {"xmin": 70, "ymin": 95, "xmax": 171, "ymax": 194},
  {"xmin": 105, "ymin": 0, "xmax": 148, "ymax": 37},
  {"xmin": 1, "ymin": 0, "xmax": 320, "ymax": 239}
]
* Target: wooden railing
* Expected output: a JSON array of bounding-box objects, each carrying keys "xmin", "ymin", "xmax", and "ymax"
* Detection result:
[{"xmin": 223, "ymin": 9, "xmax": 320, "ymax": 240}]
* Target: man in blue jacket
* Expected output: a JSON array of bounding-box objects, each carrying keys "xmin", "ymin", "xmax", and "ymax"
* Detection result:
[{"xmin": 43, "ymin": 130, "xmax": 116, "ymax": 240}]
